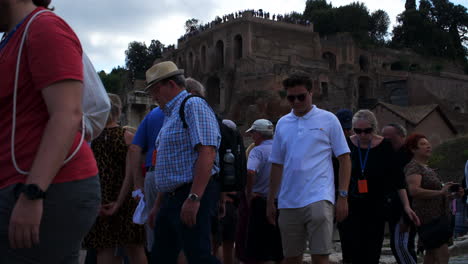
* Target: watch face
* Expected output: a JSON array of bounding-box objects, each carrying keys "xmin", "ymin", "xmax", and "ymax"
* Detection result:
[
  {"xmin": 188, "ymin": 193, "xmax": 199, "ymax": 201},
  {"xmin": 24, "ymin": 184, "xmax": 44, "ymax": 199}
]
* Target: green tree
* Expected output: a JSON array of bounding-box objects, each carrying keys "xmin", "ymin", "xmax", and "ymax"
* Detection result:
[
  {"xmin": 392, "ymin": 0, "xmax": 468, "ymax": 70},
  {"xmin": 98, "ymin": 66, "xmax": 129, "ymax": 95},
  {"xmin": 369, "ymin": 10, "xmax": 390, "ymax": 43},
  {"xmin": 125, "ymin": 40, "xmax": 164, "ymax": 79},
  {"xmin": 185, "ymin": 18, "xmax": 200, "ymax": 33},
  {"xmin": 302, "ymin": 1, "xmax": 389, "ymax": 45}
]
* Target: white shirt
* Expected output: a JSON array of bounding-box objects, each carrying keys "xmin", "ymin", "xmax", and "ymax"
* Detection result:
[
  {"xmin": 269, "ymin": 106, "xmax": 350, "ymax": 209},
  {"xmin": 247, "ymin": 139, "xmax": 273, "ymax": 196}
]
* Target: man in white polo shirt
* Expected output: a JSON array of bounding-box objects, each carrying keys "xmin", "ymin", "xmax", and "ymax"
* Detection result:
[{"xmin": 267, "ymin": 74, "xmax": 351, "ymax": 264}]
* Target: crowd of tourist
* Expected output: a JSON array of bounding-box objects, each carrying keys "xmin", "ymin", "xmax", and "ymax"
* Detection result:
[
  {"xmin": 2, "ymin": 1, "xmax": 468, "ymax": 264},
  {"xmin": 178, "ymin": 9, "xmax": 311, "ymax": 43}
]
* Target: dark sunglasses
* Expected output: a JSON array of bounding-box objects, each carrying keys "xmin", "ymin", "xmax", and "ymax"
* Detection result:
[
  {"xmin": 353, "ymin": 128, "xmax": 373, "ymax": 134},
  {"xmin": 286, "ymin": 93, "xmax": 307, "ymax": 103}
]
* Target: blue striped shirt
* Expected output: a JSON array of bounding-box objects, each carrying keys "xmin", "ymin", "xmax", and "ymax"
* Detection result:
[{"xmin": 154, "ymin": 90, "xmax": 221, "ymax": 192}]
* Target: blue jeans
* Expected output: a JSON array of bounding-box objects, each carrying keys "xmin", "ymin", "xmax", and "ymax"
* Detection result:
[{"xmin": 151, "ymin": 180, "xmax": 220, "ymax": 264}]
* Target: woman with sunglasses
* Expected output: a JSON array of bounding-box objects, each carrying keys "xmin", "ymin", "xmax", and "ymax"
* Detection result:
[{"xmin": 339, "ymin": 110, "xmax": 419, "ymax": 264}]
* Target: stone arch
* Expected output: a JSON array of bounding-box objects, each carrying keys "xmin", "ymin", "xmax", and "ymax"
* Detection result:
[
  {"xmin": 454, "ymin": 105, "xmax": 464, "ymax": 113},
  {"xmin": 177, "ymin": 56, "xmax": 183, "ymax": 69},
  {"xmin": 188, "ymin": 52, "xmax": 194, "ymax": 73},
  {"xmin": 359, "ymin": 55, "xmax": 369, "ymax": 72},
  {"xmin": 358, "ymin": 76, "xmax": 373, "ymax": 99},
  {"xmin": 234, "ymin": 34, "xmax": 243, "ymax": 60},
  {"xmin": 358, "ymin": 76, "xmax": 373, "ymax": 108},
  {"xmin": 215, "ymin": 40, "xmax": 224, "ymax": 68},
  {"xmin": 322, "ymin": 52, "xmax": 336, "ymax": 71},
  {"xmin": 201, "ymin": 45, "xmax": 207, "ymax": 71},
  {"xmin": 206, "ymin": 76, "xmax": 221, "ymax": 106}
]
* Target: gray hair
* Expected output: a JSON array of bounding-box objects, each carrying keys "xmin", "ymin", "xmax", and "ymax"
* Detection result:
[
  {"xmin": 258, "ymin": 130, "xmax": 274, "ymax": 139},
  {"xmin": 385, "ymin": 123, "xmax": 407, "ymax": 137},
  {"xmin": 352, "ymin": 109, "xmax": 378, "ymax": 134},
  {"xmin": 186, "ymin": 77, "xmax": 206, "ymax": 97}
]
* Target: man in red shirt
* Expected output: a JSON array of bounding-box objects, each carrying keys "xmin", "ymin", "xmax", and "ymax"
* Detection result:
[{"xmin": 0, "ymin": 0, "xmax": 101, "ymax": 263}]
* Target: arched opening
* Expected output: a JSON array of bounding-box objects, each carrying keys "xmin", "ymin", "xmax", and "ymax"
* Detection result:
[
  {"xmin": 454, "ymin": 106, "xmax": 464, "ymax": 113},
  {"xmin": 359, "ymin": 55, "xmax": 369, "ymax": 72},
  {"xmin": 201, "ymin": 46, "xmax": 207, "ymax": 71},
  {"xmin": 389, "ymin": 88, "xmax": 408, "ymax": 106},
  {"xmin": 322, "ymin": 52, "xmax": 336, "ymax": 71},
  {"xmin": 358, "ymin": 76, "xmax": 373, "ymax": 108},
  {"xmin": 321, "ymin": 82, "xmax": 329, "ymax": 99},
  {"xmin": 207, "ymin": 76, "xmax": 221, "ymax": 106},
  {"xmin": 188, "ymin": 52, "xmax": 193, "ymax": 73},
  {"xmin": 216, "ymin": 40, "xmax": 224, "ymax": 68},
  {"xmin": 178, "ymin": 57, "xmax": 183, "ymax": 69},
  {"xmin": 234, "ymin": 34, "xmax": 243, "ymax": 60}
]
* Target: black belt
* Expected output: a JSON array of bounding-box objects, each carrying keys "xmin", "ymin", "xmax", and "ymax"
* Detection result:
[{"xmin": 147, "ymin": 166, "xmax": 155, "ymax": 172}]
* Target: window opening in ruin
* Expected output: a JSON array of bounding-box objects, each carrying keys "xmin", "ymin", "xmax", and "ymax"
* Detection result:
[
  {"xmin": 322, "ymin": 52, "xmax": 336, "ymax": 71},
  {"xmin": 234, "ymin": 35, "xmax": 243, "ymax": 60},
  {"xmin": 321, "ymin": 82, "xmax": 329, "ymax": 99},
  {"xmin": 358, "ymin": 76, "xmax": 372, "ymax": 99},
  {"xmin": 216, "ymin": 40, "xmax": 224, "ymax": 68},
  {"xmin": 201, "ymin": 46, "xmax": 207, "ymax": 71},
  {"xmin": 207, "ymin": 76, "xmax": 221, "ymax": 106},
  {"xmin": 178, "ymin": 57, "xmax": 183, "ymax": 69},
  {"xmin": 359, "ymin": 55, "xmax": 369, "ymax": 72},
  {"xmin": 454, "ymin": 106, "xmax": 464, "ymax": 113},
  {"xmin": 188, "ymin": 52, "xmax": 193, "ymax": 72}
]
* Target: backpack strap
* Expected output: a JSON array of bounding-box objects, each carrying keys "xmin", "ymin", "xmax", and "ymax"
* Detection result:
[{"xmin": 179, "ymin": 95, "xmax": 207, "ymax": 129}]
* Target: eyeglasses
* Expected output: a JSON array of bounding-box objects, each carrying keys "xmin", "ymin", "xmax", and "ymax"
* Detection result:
[
  {"xmin": 353, "ymin": 128, "xmax": 373, "ymax": 134},
  {"xmin": 286, "ymin": 93, "xmax": 307, "ymax": 103}
]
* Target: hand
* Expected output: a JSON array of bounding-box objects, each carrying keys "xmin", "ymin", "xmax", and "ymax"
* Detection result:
[
  {"xmin": 404, "ymin": 206, "xmax": 421, "ymax": 226},
  {"xmin": 399, "ymin": 218, "xmax": 410, "ymax": 233},
  {"xmin": 9, "ymin": 195, "xmax": 43, "ymax": 249},
  {"xmin": 101, "ymin": 202, "xmax": 120, "ymax": 216},
  {"xmin": 180, "ymin": 199, "xmax": 200, "ymax": 227},
  {"xmin": 266, "ymin": 199, "xmax": 277, "ymax": 226},
  {"xmin": 218, "ymin": 200, "xmax": 226, "ymax": 219},
  {"xmin": 245, "ymin": 191, "xmax": 252, "ymax": 208},
  {"xmin": 148, "ymin": 200, "xmax": 161, "ymax": 230},
  {"xmin": 441, "ymin": 182, "xmax": 453, "ymax": 195},
  {"xmin": 335, "ymin": 196, "xmax": 349, "ymax": 222}
]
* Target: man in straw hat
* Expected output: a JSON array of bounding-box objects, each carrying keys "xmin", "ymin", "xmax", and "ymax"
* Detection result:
[{"xmin": 145, "ymin": 61, "xmax": 221, "ymax": 264}]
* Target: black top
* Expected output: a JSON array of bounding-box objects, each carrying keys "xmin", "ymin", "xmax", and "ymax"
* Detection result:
[{"xmin": 348, "ymin": 138, "xmax": 406, "ymax": 207}]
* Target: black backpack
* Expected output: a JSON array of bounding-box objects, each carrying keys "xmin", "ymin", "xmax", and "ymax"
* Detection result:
[{"xmin": 179, "ymin": 95, "xmax": 247, "ymax": 192}]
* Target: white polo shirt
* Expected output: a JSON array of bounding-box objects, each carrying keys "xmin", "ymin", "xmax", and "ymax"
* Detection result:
[{"xmin": 269, "ymin": 105, "xmax": 350, "ymax": 209}]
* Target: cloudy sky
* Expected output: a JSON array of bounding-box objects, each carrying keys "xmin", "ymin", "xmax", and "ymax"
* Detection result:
[{"xmin": 46, "ymin": 0, "xmax": 466, "ymax": 72}]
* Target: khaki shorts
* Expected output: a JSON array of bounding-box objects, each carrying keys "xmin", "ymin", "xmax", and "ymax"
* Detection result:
[{"xmin": 278, "ymin": 200, "xmax": 334, "ymax": 257}]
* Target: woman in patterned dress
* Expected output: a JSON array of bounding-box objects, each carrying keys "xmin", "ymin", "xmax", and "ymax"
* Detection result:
[
  {"xmin": 83, "ymin": 94, "xmax": 146, "ymax": 264},
  {"xmin": 405, "ymin": 133, "xmax": 464, "ymax": 264}
]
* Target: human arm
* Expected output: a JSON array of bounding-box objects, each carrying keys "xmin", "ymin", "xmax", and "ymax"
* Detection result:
[
  {"xmin": 398, "ymin": 189, "xmax": 420, "ymax": 226},
  {"xmin": 336, "ymin": 153, "xmax": 351, "ymax": 222},
  {"xmin": 246, "ymin": 170, "xmax": 256, "ymax": 205},
  {"xmin": 129, "ymin": 144, "xmax": 144, "ymax": 191},
  {"xmin": 148, "ymin": 192, "xmax": 163, "ymax": 229},
  {"xmin": 266, "ymin": 163, "xmax": 283, "ymax": 225},
  {"xmin": 180, "ymin": 145, "xmax": 217, "ymax": 227},
  {"xmin": 406, "ymin": 173, "xmax": 452, "ymax": 199},
  {"xmin": 9, "ymin": 80, "xmax": 83, "ymax": 249},
  {"xmin": 102, "ymin": 131, "xmax": 135, "ymax": 216}
]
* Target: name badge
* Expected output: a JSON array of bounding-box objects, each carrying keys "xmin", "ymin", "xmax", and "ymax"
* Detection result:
[{"xmin": 358, "ymin": 179, "xmax": 368, "ymax": 194}]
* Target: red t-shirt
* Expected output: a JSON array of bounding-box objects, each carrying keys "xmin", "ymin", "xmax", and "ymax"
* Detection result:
[{"xmin": 0, "ymin": 8, "xmax": 98, "ymax": 188}]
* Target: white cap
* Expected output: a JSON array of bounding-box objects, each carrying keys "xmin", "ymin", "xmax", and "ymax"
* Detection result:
[
  {"xmin": 222, "ymin": 119, "xmax": 237, "ymax": 130},
  {"xmin": 246, "ymin": 119, "xmax": 274, "ymax": 134}
]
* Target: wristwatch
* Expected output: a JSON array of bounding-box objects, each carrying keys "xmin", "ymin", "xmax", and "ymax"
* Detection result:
[
  {"xmin": 21, "ymin": 184, "xmax": 46, "ymax": 200},
  {"xmin": 338, "ymin": 190, "xmax": 348, "ymax": 198},
  {"xmin": 187, "ymin": 193, "xmax": 201, "ymax": 202}
]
